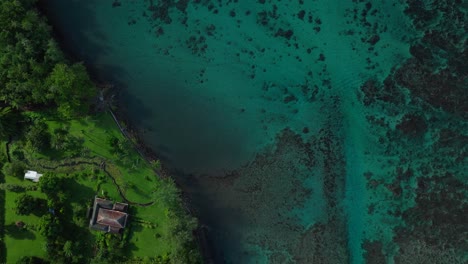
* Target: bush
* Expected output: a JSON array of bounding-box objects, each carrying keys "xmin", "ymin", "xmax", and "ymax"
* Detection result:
[
  {"xmin": 2, "ymin": 161, "xmax": 25, "ymax": 179},
  {"xmin": 25, "ymin": 121, "xmax": 51, "ymax": 152},
  {"xmin": 51, "ymin": 127, "xmax": 84, "ymax": 156},
  {"xmin": 16, "ymin": 256, "xmax": 49, "ymax": 264},
  {"xmin": 0, "ymin": 183, "xmax": 26, "ymax": 192},
  {"xmin": 38, "ymin": 173, "xmax": 63, "ymax": 199},
  {"xmin": 15, "ymin": 194, "xmax": 36, "ymax": 215},
  {"xmin": 108, "ymin": 136, "xmax": 133, "ymax": 163},
  {"xmin": 38, "ymin": 214, "xmax": 62, "ymax": 239},
  {"xmin": 153, "ymin": 178, "xmax": 202, "ymax": 263},
  {"xmin": 50, "ymin": 127, "xmax": 69, "ymax": 151},
  {"xmin": 12, "ymin": 149, "xmax": 25, "ymax": 161},
  {"xmin": 46, "ymin": 63, "xmax": 96, "ymax": 118}
]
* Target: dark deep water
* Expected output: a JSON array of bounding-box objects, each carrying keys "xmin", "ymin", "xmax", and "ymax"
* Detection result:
[{"xmin": 40, "ymin": 1, "xmax": 467, "ymax": 263}]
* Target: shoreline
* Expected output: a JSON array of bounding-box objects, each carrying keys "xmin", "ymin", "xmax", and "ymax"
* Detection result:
[
  {"xmin": 102, "ymin": 89, "xmax": 215, "ymax": 263},
  {"xmin": 36, "ymin": 2, "xmax": 212, "ymax": 261}
]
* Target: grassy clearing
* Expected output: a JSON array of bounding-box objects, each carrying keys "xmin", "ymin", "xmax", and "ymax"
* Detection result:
[
  {"xmin": 44, "ymin": 113, "xmax": 157, "ymax": 204},
  {"xmin": 128, "ymin": 203, "xmax": 173, "ymax": 258},
  {"xmin": 0, "ymin": 110, "xmax": 202, "ymax": 263},
  {"xmin": 3, "ymin": 175, "xmax": 47, "ymax": 263},
  {"xmin": 0, "ymin": 110, "xmax": 195, "ymax": 263},
  {"xmin": 3, "ymin": 111, "xmax": 181, "ymax": 262}
]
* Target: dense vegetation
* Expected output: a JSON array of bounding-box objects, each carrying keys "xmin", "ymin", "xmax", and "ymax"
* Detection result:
[
  {"xmin": 0, "ymin": 0, "xmax": 95, "ymax": 116},
  {"xmin": 0, "ymin": 0, "xmax": 201, "ymax": 263}
]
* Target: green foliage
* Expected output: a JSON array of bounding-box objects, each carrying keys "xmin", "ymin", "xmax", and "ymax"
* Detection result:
[
  {"xmin": 46, "ymin": 63, "xmax": 96, "ymax": 117},
  {"xmin": 15, "ymin": 193, "xmax": 35, "ymax": 215},
  {"xmin": 62, "ymin": 240, "xmax": 73, "ymax": 257},
  {"xmin": 2, "ymin": 161, "xmax": 25, "ymax": 179},
  {"xmin": 38, "ymin": 214, "xmax": 62, "ymax": 239},
  {"xmin": 25, "ymin": 121, "xmax": 50, "ymax": 152},
  {"xmin": 0, "ymin": 107, "xmax": 18, "ymax": 139},
  {"xmin": 168, "ymin": 211, "xmax": 200, "ymax": 264},
  {"xmin": 50, "ymin": 126, "xmax": 84, "ymax": 156},
  {"xmin": 150, "ymin": 159, "xmax": 162, "ymax": 170},
  {"xmin": 0, "ymin": 0, "xmax": 95, "ymax": 113},
  {"xmin": 92, "ymin": 232, "xmax": 127, "ymax": 263},
  {"xmin": 153, "ymin": 178, "xmax": 202, "ymax": 263},
  {"xmin": 16, "ymin": 256, "xmax": 49, "ymax": 264},
  {"xmin": 50, "ymin": 126, "xmax": 69, "ymax": 150},
  {"xmin": 12, "ymin": 149, "xmax": 25, "ymax": 161},
  {"xmin": 108, "ymin": 135, "xmax": 134, "ymax": 163},
  {"xmin": 0, "ymin": 0, "xmax": 55, "ymax": 108},
  {"xmin": 153, "ymin": 178, "xmax": 181, "ymax": 207},
  {"xmin": 0, "ymin": 183, "xmax": 26, "ymax": 192},
  {"xmin": 38, "ymin": 173, "xmax": 63, "ymax": 199}
]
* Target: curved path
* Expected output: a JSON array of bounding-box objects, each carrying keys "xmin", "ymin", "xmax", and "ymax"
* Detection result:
[{"xmin": 30, "ymin": 158, "xmax": 154, "ymax": 207}]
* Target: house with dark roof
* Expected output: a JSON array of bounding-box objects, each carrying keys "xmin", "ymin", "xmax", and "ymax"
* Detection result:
[{"xmin": 89, "ymin": 196, "xmax": 129, "ymax": 234}]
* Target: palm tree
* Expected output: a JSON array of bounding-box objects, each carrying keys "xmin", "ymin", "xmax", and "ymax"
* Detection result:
[{"xmin": 63, "ymin": 241, "xmax": 74, "ymax": 258}]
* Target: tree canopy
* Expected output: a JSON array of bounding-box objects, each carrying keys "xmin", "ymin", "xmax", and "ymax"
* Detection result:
[
  {"xmin": 15, "ymin": 193, "xmax": 35, "ymax": 215},
  {"xmin": 0, "ymin": 0, "xmax": 58, "ymax": 108},
  {"xmin": 0, "ymin": 0, "xmax": 95, "ymax": 115},
  {"xmin": 46, "ymin": 63, "xmax": 96, "ymax": 117},
  {"xmin": 38, "ymin": 172, "xmax": 63, "ymax": 199},
  {"xmin": 0, "ymin": 106, "xmax": 17, "ymax": 139},
  {"xmin": 1, "ymin": 161, "xmax": 26, "ymax": 179},
  {"xmin": 24, "ymin": 121, "xmax": 50, "ymax": 152}
]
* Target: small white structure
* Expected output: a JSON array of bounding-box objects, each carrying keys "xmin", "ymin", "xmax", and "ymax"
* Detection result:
[{"xmin": 24, "ymin": 170, "xmax": 43, "ymax": 182}]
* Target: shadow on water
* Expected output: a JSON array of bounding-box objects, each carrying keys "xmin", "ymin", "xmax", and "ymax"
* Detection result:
[
  {"xmin": 39, "ymin": 0, "xmax": 253, "ymax": 175},
  {"xmin": 118, "ymin": 88, "xmax": 154, "ymax": 126},
  {"xmin": 38, "ymin": 0, "xmax": 131, "ymax": 87},
  {"xmin": 38, "ymin": 0, "xmax": 109, "ymax": 65},
  {"xmin": 129, "ymin": 80, "xmax": 251, "ymax": 176},
  {"xmin": 175, "ymin": 171, "xmax": 249, "ymax": 263},
  {"xmin": 39, "ymin": 0, "xmax": 255, "ymax": 261}
]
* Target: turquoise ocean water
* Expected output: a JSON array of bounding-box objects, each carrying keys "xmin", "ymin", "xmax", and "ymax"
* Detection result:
[{"xmin": 40, "ymin": 1, "xmax": 467, "ymax": 263}]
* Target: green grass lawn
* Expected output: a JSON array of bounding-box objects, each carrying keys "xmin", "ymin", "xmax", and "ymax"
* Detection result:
[
  {"xmin": 45, "ymin": 113, "xmax": 157, "ymax": 204},
  {"xmin": 0, "ymin": 140, "xmax": 7, "ymax": 263},
  {"xmin": 3, "ymin": 112, "xmax": 178, "ymax": 261},
  {"xmin": 128, "ymin": 203, "xmax": 173, "ymax": 258},
  {"xmin": 4, "ymin": 175, "xmax": 47, "ymax": 263}
]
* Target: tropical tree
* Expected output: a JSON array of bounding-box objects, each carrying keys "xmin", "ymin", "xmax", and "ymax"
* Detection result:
[
  {"xmin": 15, "ymin": 193, "xmax": 35, "ymax": 215},
  {"xmin": 25, "ymin": 121, "xmax": 50, "ymax": 152},
  {"xmin": 2, "ymin": 161, "xmax": 26, "ymax": 179},
  {"xmin": 46, "ymin": 63, "xmax": 96, "ymax": 118},
  {"xmin": 63, "ymin": 241, "xmax": 73, "ymax": 258},
  {"xmin": 152, "ymin": 178, "xmax": 181, "ymax": 207},
  {"xmin": 0, "ymin": 0, "xmax": 54, "ymax": 108},
  {"xmin": 38, "ymin": 214, "xmax": 62, "ymax": 239},
  {"xmin": 50, "ymin": 127, "xmax": 69, "ymax": 150},
  {"xmin": 38, "ymin": 172, "xmax": 63, "ymax": 199}
]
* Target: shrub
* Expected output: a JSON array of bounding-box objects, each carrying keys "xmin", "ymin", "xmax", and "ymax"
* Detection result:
[
  {"xmin": 38, "ymin": 173, "xmax": 63, "ymax": 199},
  {"xmin": 16, "ymin": 256, "xmax": 49, "ymax": 264},
  {"xmin": 0, "ymin": 183, "xmax": 26, "ymax": 192},
  {"xmin": 2, "ymin": 161, "xmax": 25, "ymax": 179},
  {"xmin": 25, "ymin": 121, "xmax": 51, "ymax": 152},
  {"xmin": 15, "ymin": 194, "xmax": 36, "ymax": 215},
  {"xmin": 38, "ymin": 214, "xmax": 62, "ymax": 239},
  {"xmin": 11, "ymin": 149, "xmax": 25, "ymax": 161},
  {"xmin": 50, "ymin": 127, "xmax": 69, "ymax": 150}
]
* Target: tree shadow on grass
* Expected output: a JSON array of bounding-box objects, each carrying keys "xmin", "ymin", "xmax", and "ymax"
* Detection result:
[
  {"xmin": 124, "ymin": 221, "xmax": 143, "ymax": 257},
  {"xmin": 31, "ymin": 198, "xmax": 48, "ymax": 217},
  {"xmin": 128, "ymin": 184, "xmax": 151, "ymax": 201},
  {"xmin": 62, "ymin": 178, "xmax": 96, "ymax": 220},
  {"xmin": 64, "ymin": 178, "xmax": 96, "ymax": 202},
  {"xmin": 4, "ymin": 223, "xmax": 36, "ymax": 240}
]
